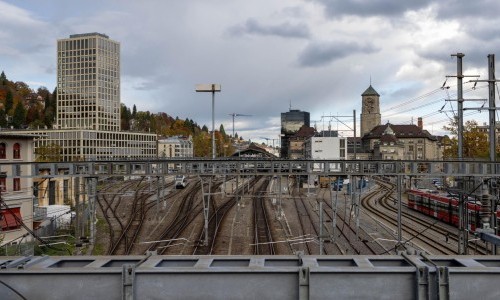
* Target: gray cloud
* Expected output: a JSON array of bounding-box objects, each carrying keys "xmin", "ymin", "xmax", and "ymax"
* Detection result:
[
  {"xmin": 435, "ymin": 0, "xmax": 500, "ymax": 20},
  {"xmin": 298, "ymin": 41, "xmax": 378, "ymax": 67},
  {"xmin": 309, "ymin": 0, "xmax": 434, "ymax": 18},
  {"xmin": 229, "ymin": 18, "xmax": 310, "ymax": 39}
]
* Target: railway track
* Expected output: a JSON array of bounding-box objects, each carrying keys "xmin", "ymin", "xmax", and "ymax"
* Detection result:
[
  {"xmin": 97, "ymin": 178, "xmax": 145, "ymax": 254},
  {"xmin": 373, "ymin": 179, "xmax": 489, "ymax": 254},
  {"xmin": 97, "ymin": 177, "xmax": 178, "ymax": 255},
  {"xmin": 193, "ymin": 177, "xmax": 259, "ymax": 255},
  {"xmin": 253, "ymin": 177, "xmax": 275, "ymax": 255},
  {"xmin": 148, "ymin": 180, "xmax": 204, "ymax": 254},
  {"xmin": 361, "ymin": 180, "xmax": 457, "ymax": 254}
]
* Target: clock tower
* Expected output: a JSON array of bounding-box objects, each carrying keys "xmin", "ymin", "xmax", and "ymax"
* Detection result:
[{"xmin": 360, "ymin": 85, "xmax": 381, "ymax": 136}]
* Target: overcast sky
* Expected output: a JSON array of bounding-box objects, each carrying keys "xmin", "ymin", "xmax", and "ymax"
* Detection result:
[{"xmin": 1, "ymin": 0, "xmax": 498, "ymax": 143}]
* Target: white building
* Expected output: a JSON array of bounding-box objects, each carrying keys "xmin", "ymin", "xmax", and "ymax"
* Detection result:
[
  {"xmin": 158, "ymin": 136, "xmax": 193, "ymax": 158},
  {"xmin": 306, "ymin": 136, "xmax": 347, "ymax": 173},
  {"xmin": 0, "ymin": 134, "xmax": 35, "ymax": 251},
  {"xmin": 307, "ymin": 136, "xmax": 347, "ymax": 160}
]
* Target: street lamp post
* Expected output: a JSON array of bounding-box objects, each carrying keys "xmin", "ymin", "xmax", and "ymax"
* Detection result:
[{"xmin": 196, "ymin": 84, "xmax": 221, "ymax": 159}]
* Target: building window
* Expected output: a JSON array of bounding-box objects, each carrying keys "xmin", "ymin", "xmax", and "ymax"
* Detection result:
[
  {"xmin": 0, "ymin": 175, "xmax": 6, "ymax": 192},
  {"xmin": 13, "ymin": 143, "xmax": 21, "ymax": 159},
  {"xmin": 0, "ymin": 143, "xmax": 5, "ymax": 159},
  {"xmin": 13, "ymin": 178, "xmax": 20, "ymax": 191}
]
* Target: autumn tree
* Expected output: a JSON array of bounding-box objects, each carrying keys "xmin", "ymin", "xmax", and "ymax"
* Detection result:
[
  {"xmin": 193, "ymin": 131, "xmax": 211, "ymax": 157},
  {"xmin": 35, "ymin": 143, "xmax": 63, "ymax": 162},
  {"xmin": 14, "ymin": 81, "xmax": 32, "ymax": 98},
  {"xmin": 443, "ymin": 117, "xmax": 489, "ymax": 159}
]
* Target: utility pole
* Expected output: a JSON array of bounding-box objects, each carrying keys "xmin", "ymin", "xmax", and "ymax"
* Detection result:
[
  {"xmin": 468, "ymin": 55, "xmax": 500, "ymax": 254},
  {"xmin": 353, "ymin": 109, "xmax": 357, "ymax": 160},
  {"xmin": 487, "ymin": 55, "xmax": 497, "ymax": 163},
  {"xmin": 453, "ymin": 53, "xmax": 465, "ymax": 160},
  {"xmin": 447, "ymin": 54, "xmax": 480, "ymax": 255}
]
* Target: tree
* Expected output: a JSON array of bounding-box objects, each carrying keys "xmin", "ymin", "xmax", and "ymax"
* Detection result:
[
  {"xmin": 0, "ymin": 71, "xmax": 6, "ymax": 85},
  {"xmin": 14, "ymin": 81, "xmax": 32, "ymax": 97},
  {"xmin": 0, "ymin": 109, "xmax": 7, "ymax": 128},
  {"xmin": 12, "ymin": 103, "xmax": 26, "ymax": 128},
  {"xmin": 35, "ymin": 143, "xmax": 62, "ymax": 162},
  {"xmin": 219, "ymin": 124, "xmax": 226, "ymax": 137},
  {"xmin": 26, "ymin": 105, "xmax": 40, "ymax": 124},
  {"xmin": 5, "ymin": 90, "xmax": 13, "ymax": 113},
  {"xmin": 443, "ymin": 117, "xmax": 489, "ymax": 158},
  {"xmin": 193, "ymin": 131, "xmax": 211, "ymax": 157},
  {"xmin": 120, "ymin": 104, "xmax": 131, "ymax": 130},
  {"xmin": 202, "ymin": 125, "xmax": 208, "ymax": 132},
  {"xmin": 132, "ymin": 104, "xmax": 137, "ymax": 118}
]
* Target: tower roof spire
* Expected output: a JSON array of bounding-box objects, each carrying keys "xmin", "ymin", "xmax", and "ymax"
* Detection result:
[{"xmin": 362, "ymin": 85, "xmax": 380, "ymax": 96}]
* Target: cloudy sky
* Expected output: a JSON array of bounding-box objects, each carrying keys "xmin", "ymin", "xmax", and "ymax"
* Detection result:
[{"xmin": 1, "ymin": 0, "xmax": 498, "ymax": 143}]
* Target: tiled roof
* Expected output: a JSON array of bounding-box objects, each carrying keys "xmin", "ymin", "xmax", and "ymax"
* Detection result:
[
  {"xmin": 363, "ymin": 123, "xmax": 438, "ymax": 141},
  {"xmin": 379, "ymin": 133, "xmax": 398, "ymax": 143},
  {"xmin": 291, "ymin": 126, "xmax": 316, "ymax": 138}
]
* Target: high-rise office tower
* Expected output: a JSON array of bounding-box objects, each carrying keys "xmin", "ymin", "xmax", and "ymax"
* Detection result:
[
  {"xmin": 56, "ymin": 33, "xmax": 120, "ymax": 131},
  {"xmin": 280, "ymin": 109, "xmax": 310, "ymax": 158}
]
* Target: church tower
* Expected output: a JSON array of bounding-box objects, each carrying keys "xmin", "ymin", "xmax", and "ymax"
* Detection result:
[{"xmin": 360, "ymin": 85, "xmax": 381, "ymax": 136}]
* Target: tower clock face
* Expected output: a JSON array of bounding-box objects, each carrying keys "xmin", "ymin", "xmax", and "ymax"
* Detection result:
[{"xmin": 364, "ymin": 97, "xmax": 375, "ymax": 113}]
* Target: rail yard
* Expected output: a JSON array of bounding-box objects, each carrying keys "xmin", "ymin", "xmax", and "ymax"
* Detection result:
[{"xmin": 94, "ymin": 174, "xmax": 494, "ymax": 256}]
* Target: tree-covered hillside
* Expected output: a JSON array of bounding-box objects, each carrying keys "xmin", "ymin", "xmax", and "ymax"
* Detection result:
[{"xmin": 0, "ymin": 71, "xmax": 235, "ymax": 157}]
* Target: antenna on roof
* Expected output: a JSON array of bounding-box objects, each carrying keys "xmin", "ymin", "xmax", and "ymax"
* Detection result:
[
  {"xmin": 289, "ymin": 100, "xmax": 292, "ymax": 110},
  {"xmin": 370, "ymin": 75, "xmax": 372, "ymax": 86}
]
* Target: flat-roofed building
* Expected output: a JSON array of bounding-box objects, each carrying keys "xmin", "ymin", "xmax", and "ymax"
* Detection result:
[
  {"xmin": 158, "ymin": 136, "xmax": 193, "ymax": 158},
  {"xmin": 57, "ymin": 33, "xmax": 121, "ymax": 131},
  {"xmin": 0, "ymin": 134, "xmax": 35, "ymax": 253}
]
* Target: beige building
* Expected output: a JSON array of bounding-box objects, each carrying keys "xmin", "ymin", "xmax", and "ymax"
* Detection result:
[
  {"xmin": 158, "ymin": 136, "xmax": 193, "ymax": 158},
  {"xmin": 288, "ymin": 126, "xmax": 315, "ymax": 159},
  {"xmin": 0, "ymin": 134, "xmax": 35, "ymax": 249},
  {"xmin": 57, "ymin": 33, "xmax": 120, "ymax": 131},
  {"xmin": 364, "ymin": 122, "xmax": 443, "ymax": 160},
  {"xmin": 357, "ymin": 84, "xmax": 443, "ymax": 160}
]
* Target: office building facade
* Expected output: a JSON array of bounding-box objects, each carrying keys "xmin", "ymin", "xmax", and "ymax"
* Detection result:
[
  {"xmin": 280, "ymin": 109, "xmax": 310, "ymax": 158},
  {"xmin": 56, "ymin": 33, "xmax": 120, "ymax": 131}
]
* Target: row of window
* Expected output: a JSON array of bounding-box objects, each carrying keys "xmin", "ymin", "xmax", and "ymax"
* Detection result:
[
  {"xmin": 0, "ymin": 177, "xmax": 21, "ymax": 192},
  {"xmin": 0, "ymin": 143, "xmax": 21, "ymax": 159},
  {"xmin": 59, "ymin": 37, "xmax": 119, "ymax": 52}
]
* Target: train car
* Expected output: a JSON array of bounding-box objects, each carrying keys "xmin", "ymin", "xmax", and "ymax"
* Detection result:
[
  {"xmin": 406, "ymin": 189, "xmax": 500, "ymax": 232},
  {"xmin": 175, "ymin": 175, "xmax": 188, "ymax": 189}
]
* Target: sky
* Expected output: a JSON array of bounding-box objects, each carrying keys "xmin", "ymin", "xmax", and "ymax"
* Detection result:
[{"xmin": 1, "ymin": 0, "xmax": 499, "ymax": 144}]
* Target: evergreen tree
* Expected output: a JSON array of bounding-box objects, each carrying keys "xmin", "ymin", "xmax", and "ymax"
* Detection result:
[
  {"xmin": 5, "ymin": 90, "xmax": 13, "ymax": 113},
  {"xmin": 0, "ymin": 109, "xmax": 7, "ymax": 127},
  {"xmin": 132, "ymin": 104, "xmax": 137, "ymax": 118},
  {"xmin": 12, "ymin": 103, "xmax": 26, "ymax": 128},
  {"xmin": 0, "ymin": 71, "xmax": 6, "ymax": 85},
  {"xmin": 202, "ymin": 125, "xmax": 208, "ymax": 132},
  {"xmin": 219, "ymin": 124, "xmax": 226, "ymax": 137}
]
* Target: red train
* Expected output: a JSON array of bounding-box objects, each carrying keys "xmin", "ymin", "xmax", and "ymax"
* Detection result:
[{"xmin": 407, "ymin": 189, "xmax": 500, "ymax": 232}]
